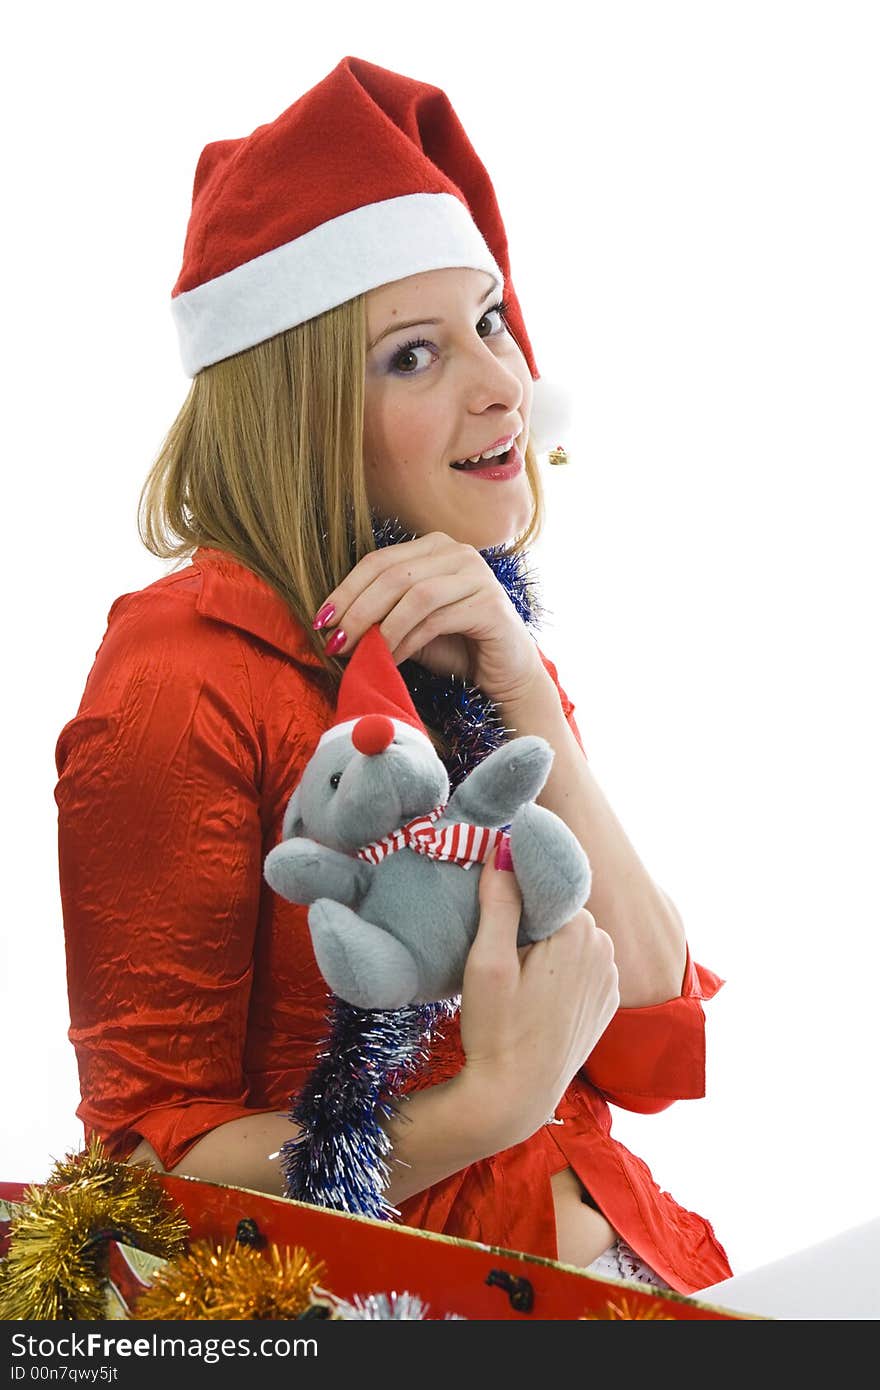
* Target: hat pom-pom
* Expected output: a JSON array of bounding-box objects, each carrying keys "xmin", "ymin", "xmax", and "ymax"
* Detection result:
[{"xmin": 528, "ymin": 376, "xmax": 575, "ymax": 455}]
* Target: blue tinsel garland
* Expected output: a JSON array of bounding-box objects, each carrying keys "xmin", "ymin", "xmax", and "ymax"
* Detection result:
[{"xmin": 280, "ymin": 517, "xmax": 544, "ymax": 1218}]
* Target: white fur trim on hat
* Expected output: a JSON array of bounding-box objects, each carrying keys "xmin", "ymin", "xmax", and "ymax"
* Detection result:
[
  {"xmin": 529, "ymin": 375, "xmax": 575, "ymax": 454},
  {"xmin": 171, "ymin": 192, "xmax": 504, "ymax": 377}
]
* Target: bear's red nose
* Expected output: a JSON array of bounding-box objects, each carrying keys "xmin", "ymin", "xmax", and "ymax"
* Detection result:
[{"xmin": 351, "ymin": 713, "xmax": 396, "ymax": 756}]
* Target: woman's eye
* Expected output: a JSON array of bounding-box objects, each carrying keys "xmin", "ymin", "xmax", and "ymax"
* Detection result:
[
  {"xmin": 389, "ymin": 302, "xmax": 509, "ymax": 376},
  {"xmin": 329, "ymin": 773, "xmax": 341, "ymax": 789},
  {"xmin": 391, "ymin": 339, "xmax": 436, "ymax": 375},
  {"xmin": 477, "ymin": 305, "xmax": 508, "ymax": 338}
]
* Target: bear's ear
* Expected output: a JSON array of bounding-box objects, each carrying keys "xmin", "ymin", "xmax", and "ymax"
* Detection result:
[{"xmin": 281, "ymin": 785, "xmax": 304, "ymax": 841}]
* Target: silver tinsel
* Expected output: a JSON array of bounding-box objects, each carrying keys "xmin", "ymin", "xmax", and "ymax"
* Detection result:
[{"xmin": 325, "ymin": 1289, "xmax": 467, "ymax": 1320}]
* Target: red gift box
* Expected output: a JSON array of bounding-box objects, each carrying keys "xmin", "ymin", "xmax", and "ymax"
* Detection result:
[{"xmin": 2, "ymin": 1176, "xmax": 753, "ymax": 1321}]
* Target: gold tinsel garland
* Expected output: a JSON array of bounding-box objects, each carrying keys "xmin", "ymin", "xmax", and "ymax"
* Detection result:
[
  {"xmin": 0, "ymin": 1137, "xmax": 188, "ymax": 1321},
  {"xmin": 131, "ymin": 1239, "xmax": 326, "ymax": 1320}
]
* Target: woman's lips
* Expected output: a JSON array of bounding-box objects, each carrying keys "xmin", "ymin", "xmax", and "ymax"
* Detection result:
[{"xmin": 450, "ymin": 442, "xmax": 524, "ymax": 481}]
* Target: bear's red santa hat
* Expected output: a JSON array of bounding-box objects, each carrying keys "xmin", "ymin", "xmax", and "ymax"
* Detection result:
[
  {"xmin": 316, "ymin": 624, "xmax": 435, "ymax": 757},
  {"xmin": 170, "ymin": 55, "xmax": 569, "ymax": 450}
]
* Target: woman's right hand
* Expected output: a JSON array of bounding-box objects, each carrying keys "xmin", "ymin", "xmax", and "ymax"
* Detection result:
[{"xmin": 458, "ymin": 842, "xmax": 620, "ymax": 1150}]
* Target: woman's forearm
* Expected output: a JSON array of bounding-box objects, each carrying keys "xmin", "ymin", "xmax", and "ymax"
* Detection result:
[
  {"xmin": 380, "ymin": 1070, "xmax": 523, "ymax": 1206},
  {"xmin": 126, "ymin": 1071, "xmax": 520, "ymax": 1208},
  {"xmin": 498, "ymin": 667, "xmax": 687, "ymax": 1007}
]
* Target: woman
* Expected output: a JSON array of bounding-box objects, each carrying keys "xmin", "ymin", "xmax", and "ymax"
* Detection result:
[{"xmin": 55, "ymin": 55, "xmax": 732, "ymax": 1294}]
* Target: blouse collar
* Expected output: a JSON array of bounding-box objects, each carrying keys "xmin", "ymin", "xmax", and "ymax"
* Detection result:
[{"xmin": 192, "ymin": 546, "xmax": 326, "ymax": 671}]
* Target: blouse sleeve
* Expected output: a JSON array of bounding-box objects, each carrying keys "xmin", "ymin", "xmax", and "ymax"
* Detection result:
[
  {"xmin": 535, "ymin": 645, "xmax": 587, "ymax": 757},
  {"xmin": 579, "ymin": 949, "xmax": 725, "ymax": 1113},
  {"xmin": 533, "ymin": 642, "xmax": 725, "ymax": 1114},
  {"xmin": 55, "ymin": 588, "xmax": 277, "ymax": 1170}
]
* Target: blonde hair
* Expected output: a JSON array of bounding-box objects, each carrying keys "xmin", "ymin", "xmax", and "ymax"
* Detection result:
[{"xmin": 139, "ymin": 293, "xmax": 545, "ymax": 693}]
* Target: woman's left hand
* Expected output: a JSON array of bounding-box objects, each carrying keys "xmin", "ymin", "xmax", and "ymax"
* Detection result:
[{"xmin": 312, "ymin": 532, "xmax": 547, "ymax": 707}]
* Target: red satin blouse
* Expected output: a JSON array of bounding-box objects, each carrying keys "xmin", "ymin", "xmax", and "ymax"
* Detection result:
[{"xmin": 55, "ymin": 546, "xmax": 732, "ymax": 1294}]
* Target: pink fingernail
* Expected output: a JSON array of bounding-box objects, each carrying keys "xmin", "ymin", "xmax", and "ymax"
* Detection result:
[
  {"xmin": 312, "ymin": 602, "xmax": 336, "ymax": 630},
  {"xmin": 494, "ymin": 835, "xmax": 513, "ymax": 871},
  {"xmin": 325, "ymin": 628, "xmax": 347, "ymax": 656}
]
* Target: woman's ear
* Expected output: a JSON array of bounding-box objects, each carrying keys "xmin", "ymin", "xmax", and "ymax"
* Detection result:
[{"xmin": 281, "ymin": 785, "xmax": 304, "ymax": 840}]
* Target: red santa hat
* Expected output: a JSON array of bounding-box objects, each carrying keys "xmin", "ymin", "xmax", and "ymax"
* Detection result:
[
  {"xmin": 315, "ymin": 623, "xmax": 434, "ymax": 757},
  {"xmin": 170, "ymin": 54, "xmax": 568, "ymax": 450}
]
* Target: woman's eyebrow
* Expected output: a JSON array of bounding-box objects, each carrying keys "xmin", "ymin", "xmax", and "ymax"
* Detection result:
[{"xmin": 367, "ymin": 284, "xmax": 500, "ymax": 351}]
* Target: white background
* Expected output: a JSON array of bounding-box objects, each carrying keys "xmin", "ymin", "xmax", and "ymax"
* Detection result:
[{"xmin": 3, "ymin": 1, "xmax": 878, "ymax": 1281}]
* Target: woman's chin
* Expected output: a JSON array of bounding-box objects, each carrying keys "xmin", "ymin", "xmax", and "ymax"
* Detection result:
[
  {"xmin": 372, "ymin": 496, "xmax": 530, "ymax": 550},
  {"xmin": 459, "ymin": 519, "xmax": 529, "ymax": 551},
  {"xmin": 473, "ymin": 509, "xmax": 534, "ymax": 552},
  {"xmin": 475, "ymin": 529, "xmax": 520, "ymax": 550}
]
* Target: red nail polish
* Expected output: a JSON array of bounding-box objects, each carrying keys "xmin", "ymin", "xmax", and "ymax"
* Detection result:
[
  {"xmin": 325, "ymin": 628, "xmax": 347, "ymax": 656},
  {"xmin": 312, "ymin": 602, "xmax": 336, "ymax": 630},
  {"xmin": 494, "ymin": 835, "xmax": 513, "ymax": 871}
]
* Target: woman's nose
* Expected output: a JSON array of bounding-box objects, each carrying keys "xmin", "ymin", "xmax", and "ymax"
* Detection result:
[{"xmin": 461, "ymin": 343, "xmax": 524, "ymax": 415}]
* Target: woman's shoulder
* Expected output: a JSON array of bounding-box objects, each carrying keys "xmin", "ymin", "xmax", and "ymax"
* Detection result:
[
  {"xmin": 72, "ymin": 549, "xmax": 333, "ymax": 739},
  {"xmin": 102, "ymin": 548, "xmax": 325, "ymax": 676},
  {"xmin": 102, "ymin": 561, "xmax": 207, "ymax": 642},
  {"xmin": 58, "ymin": 551, "xmax": 335, "ymax": 781}
]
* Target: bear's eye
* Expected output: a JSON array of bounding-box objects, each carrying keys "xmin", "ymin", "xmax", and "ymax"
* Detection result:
[{"xmin": 329, "ymin": 772, "xmax": 341, "ymax": 790}]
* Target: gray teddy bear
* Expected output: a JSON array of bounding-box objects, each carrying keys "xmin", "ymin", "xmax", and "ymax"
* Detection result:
[{"xmin": 263, "ymin": 713, "xmax": 592, "ymax": 1010}]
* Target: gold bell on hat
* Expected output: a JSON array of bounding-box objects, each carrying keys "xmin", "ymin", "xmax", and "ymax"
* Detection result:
[{"xmin": 548, "ymin": 443, "xmax": 569, "ymax": 465}]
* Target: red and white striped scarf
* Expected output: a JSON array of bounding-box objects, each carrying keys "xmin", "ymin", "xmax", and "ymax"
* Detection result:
[{"xmin": 356, "ymin": 803, "xmax": 506, "ymax": 870}]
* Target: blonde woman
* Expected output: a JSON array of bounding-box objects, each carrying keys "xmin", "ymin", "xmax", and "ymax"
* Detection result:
[{"xmin": 55, "ymin": 56, "xmax": 732, "ymax": 1295}]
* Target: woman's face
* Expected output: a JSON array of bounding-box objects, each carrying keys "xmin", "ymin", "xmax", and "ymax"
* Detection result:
[{"xmin": 363, "ymin": 266, "xmax": 534, "ymax": 549}]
